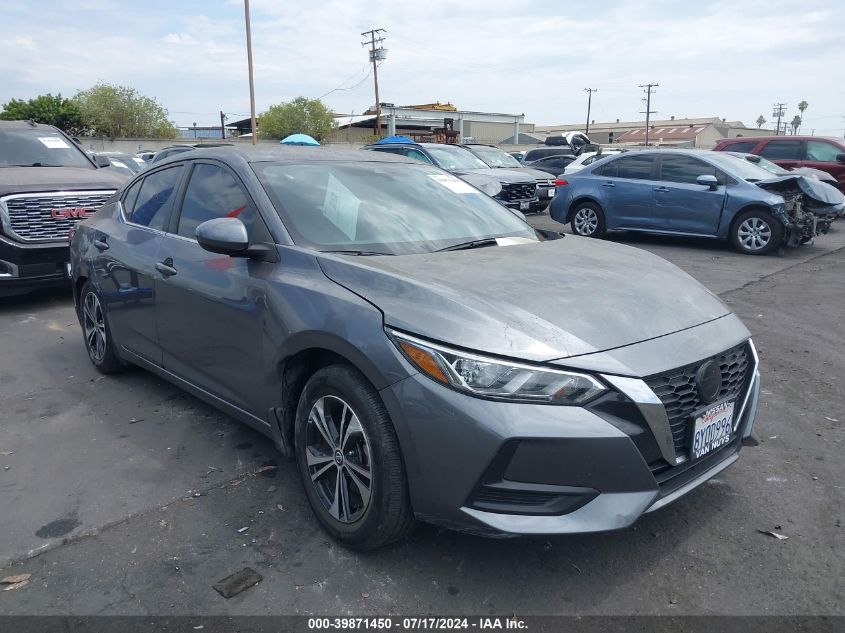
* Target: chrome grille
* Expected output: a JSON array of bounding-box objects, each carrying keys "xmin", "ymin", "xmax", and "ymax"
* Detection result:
[
  {"xmin": 645, "ymin": 343, "xmax": 752, "ymax": 458},
  {"xmin": 501, "ymin": 182, "xmax": 537, "ymax": 201},
  {"xmin": 0, "ymin": 190, "xmax": 115, "ymax": 243}
]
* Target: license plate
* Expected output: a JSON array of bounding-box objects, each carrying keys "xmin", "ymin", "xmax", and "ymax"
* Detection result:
[
  {"xmin": 547, "ymin": 188, "xmax": 556, "ymax": 197},
  {"xmin": 690, "ymin": 400, "xmax": 734, "ymax": 460},
  {"xmin": 519, "ymin": 201, "xmax": 529, "ymax": 211}
]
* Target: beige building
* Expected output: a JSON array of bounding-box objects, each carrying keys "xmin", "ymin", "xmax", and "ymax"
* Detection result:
[
  {"xmin": 328, "ymin": 105, "xmax": 535, "ymax": 145},
  {"xmin": 535, "ymin": 117, "xmax": 775, "ymax": 149}
]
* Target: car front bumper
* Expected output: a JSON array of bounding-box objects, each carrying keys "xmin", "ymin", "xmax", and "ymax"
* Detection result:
[
  {"xmin": 379, "ymin": 341, "xmax": 760, "ymax": 536},
  {"xmin": 0, "ymin": 234, "xmax": 71, "ymax": 297}
]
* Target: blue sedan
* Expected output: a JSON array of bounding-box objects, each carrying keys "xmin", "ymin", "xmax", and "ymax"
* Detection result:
[{"xmin": 549, "ymin": 149, "xmax": 842, "ymax": 254}]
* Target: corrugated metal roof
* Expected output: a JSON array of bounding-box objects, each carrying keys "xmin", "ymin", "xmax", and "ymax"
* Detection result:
[{"xmin": 616, "ymin": 126, "xmax": 708, "ymax": 141}]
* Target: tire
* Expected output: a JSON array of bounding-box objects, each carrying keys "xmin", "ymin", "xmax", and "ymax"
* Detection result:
[
  {"xmin": 731, "ymin": 209, "xmax": 784, "ymax": 255},
  {"xmin": 78, "ymin": 281, "xmax": 127, "ymax": 374},
  {"xmin": 570, "ymin": 202, "xmax": 606, "ymax": 238},
  {"xmin": 295, "ymin": 365, "xmax": 415, "ymax": 550}
]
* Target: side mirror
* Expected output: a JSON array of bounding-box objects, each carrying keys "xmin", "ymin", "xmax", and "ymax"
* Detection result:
[
  {"xmin": 93, "ymin": 154, "xmax": 112, "ymax": 168},
  {"xmin": 697, "ymin": 174, "xmax": 719, "ymax": 190},
  {"xmin": 196, "ymin": 217, "xmax": 250, "ymax": 256},
  {"xmin": 836, "ymin": 153, "xmax": 845, "ymax": 164}
]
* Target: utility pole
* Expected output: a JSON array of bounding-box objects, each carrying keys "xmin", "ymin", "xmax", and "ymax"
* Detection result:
[
  {"xmin": 772, "ymin": 103, "xmax": 786, "ymax": 136},
  {"xmin": 584, "ymin": 88, "xmax": 597, "ymax": 135},
  {"xmin": 220, "ymin": 111, "xmax": 227, "ymax": 140},
  {"xmin": 361, "ymin": 28, "xmax": 386, "ymax": 137},
  {"xmin": 243, "ymin": 0, "xmax": 257, "ymax": 145},
  {"xmin": 639, "ymin": 83, "xmax": 659, "ymax": 146}
]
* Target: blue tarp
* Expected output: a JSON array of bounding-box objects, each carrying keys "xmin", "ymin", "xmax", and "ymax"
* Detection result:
[
  {"xmin": 280, "ymin": 133, "xmax": 320, "ymax": 146},
  {"xmin": 376, "ymin": 135, "xmax": 416, "ymax": 144}
]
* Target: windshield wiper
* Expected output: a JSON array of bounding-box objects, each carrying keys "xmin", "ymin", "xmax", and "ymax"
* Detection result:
[
  {"xmin": 320, "ymin": 249, "xmax": 395, "ymax": 256},
  {"xmin": 436, "ymin": 238, "xmax": 499, "ymax": 252},
  {"xmin": 1, "ymin": 163, "xmax": 61, "ymax": 167}
]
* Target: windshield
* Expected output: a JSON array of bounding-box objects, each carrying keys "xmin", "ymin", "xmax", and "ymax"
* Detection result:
[
  {"xmin": 424, "ymin": 145, "xmax": 488, "ymax": 171},
  {"xmin": 0, "ymin": 128, "xmax": 93, "ymax": 168},
  {"xmin": 468, "ymin": 146, "xmax": 522, "ymax": 168},
  {"xmin": 746, "ymin": 155, "xmax": 788, "ymax": 175},
  {"xmin": 253, "ymin": 161, "xmax": 537, "ymax": 255},
  {"xmin": 706, "ymin": 152, "xmax": 775, "ymax": 182}
]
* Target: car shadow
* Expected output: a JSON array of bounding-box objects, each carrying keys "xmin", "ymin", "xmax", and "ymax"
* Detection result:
[{"xmin": 0, "ymin": 286, "xmax": 73, "ymax": 313}]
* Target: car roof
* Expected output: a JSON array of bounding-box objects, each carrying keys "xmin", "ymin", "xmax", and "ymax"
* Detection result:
[
  {"xmin": 0, "ymin": 120, "xmax": 60, "ymax": 131},
  {"xmin": 153, "ymin": 145, "xmax": 420, "ymax": 166},
  {"xmin": 718, "ymin": 135, "xmax": 845, "ymax": 144}
]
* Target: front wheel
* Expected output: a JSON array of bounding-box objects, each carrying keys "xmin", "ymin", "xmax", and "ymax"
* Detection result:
[
  {"xmin": 295, "ymin": 365, "xmax": 415, "ymax": 550},
  {"xmin": 731, "ymin": 209, "xmax": 784, "ymax": 255},
  {"xmin": 570, "ymin": 202, "xmax": 606, "ymax": 238}
]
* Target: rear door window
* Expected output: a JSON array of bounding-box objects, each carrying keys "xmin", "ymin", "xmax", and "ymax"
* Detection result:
[
  {"xmin": 759, "ymin": 140, "xmax": 803, "ymax": 160},
  {"xmin": 723, "ymin": 140, "xmax": 758, "ymax": 153},
  {"xmin": 806, "ymin": 140, "xmax": 842, "ymax": 162},
  {"xmin": 613, "ymin": 155, "xmax": 657, "ymax": 180},
  {"xmin": 129, "ymin": 165, "xmax": 184, "ymax": 230}
]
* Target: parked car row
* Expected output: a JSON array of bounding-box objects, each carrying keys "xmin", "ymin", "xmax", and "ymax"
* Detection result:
[{"xmin": 362, "ymin": 141, "xmax": 556, "ymax": 213}]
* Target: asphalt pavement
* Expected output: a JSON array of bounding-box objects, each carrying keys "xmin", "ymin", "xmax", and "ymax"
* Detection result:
[{"xmin": 0, "ymin": 218, "xmax": 842, "ymax": 616}]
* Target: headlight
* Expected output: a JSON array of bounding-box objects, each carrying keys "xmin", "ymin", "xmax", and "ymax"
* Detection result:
[{"xmin": 388, "ymin": 330, "xmax": 606, "ymax": 405}]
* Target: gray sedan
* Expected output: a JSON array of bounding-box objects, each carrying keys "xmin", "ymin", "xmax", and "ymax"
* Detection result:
[{"xmin": 70, "ymin": 146, "xmax": 761, "ymax": 550}]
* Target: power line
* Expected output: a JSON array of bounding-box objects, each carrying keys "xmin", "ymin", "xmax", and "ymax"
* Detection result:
[
  {"xmin": 317, "ymin": 65, "xmax": 374, "ymax": 101},
  {"xmin": 361, "ymin": 28, "xmax": 386, "ymax": 136},
  {"xmin": 639, "ymin": 83, "xmax": 659, "ymax": 146}
]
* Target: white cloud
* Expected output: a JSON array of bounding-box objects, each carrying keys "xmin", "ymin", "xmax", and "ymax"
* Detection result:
[
  {"xmin": 162, "ymin": 33, "xmax": 197, "ymax": 45},
  {"xmin": 0, "ymin": 0, "xmax": 843, "ymax": 133}
]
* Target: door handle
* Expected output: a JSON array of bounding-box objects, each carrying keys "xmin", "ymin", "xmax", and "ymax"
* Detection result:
[
  {"xmin": 602, "ymin": 181, "xmax": 615, "ymax": 188},
  {"xmin": 93, "ymin": 238, "xmax": 109, "ymax": 251},
  {"xmin": 155, "ymin": 258, "xmax": 177, "ymax": 277},
  {"xmin": 653, "ymin": 186, "xmax": 669, "ymax": 193}
]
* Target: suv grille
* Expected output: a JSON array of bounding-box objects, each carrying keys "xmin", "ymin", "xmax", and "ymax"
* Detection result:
[
  {"xmin": 500, "ymin": 182, "xmax": 537, "ymax": 202},
  {"xmin": 1, "ymin": 191, "xmax": 115, "ymax": 243},
  {"xmin": 644, "ymin": 343, "xmax": 752, "ymax": 460}
]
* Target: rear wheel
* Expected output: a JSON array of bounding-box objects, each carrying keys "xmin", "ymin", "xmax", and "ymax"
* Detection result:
[
  {"xmin": 295, "ymin": 365, "xmax": 415, "ymax": 550},
  {"xmin": 79, "ymin": 282, "xmax": 126, "ymax": 374},
  {"xmin": 731, "ymin": 209, "xmax": 783, "ymax": 255},
  {"xmin": 570, "ymin": 202, "xmax": 606, "ymax": 238}
]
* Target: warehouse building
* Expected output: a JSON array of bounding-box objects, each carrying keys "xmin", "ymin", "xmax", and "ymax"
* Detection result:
[
  {"xmin": 535, "ymin": 116, "xmax": 774, "ymax": 148},
  {"xmin": 328, "ymin": 103, "xmax": 536, "ymax": 145}
]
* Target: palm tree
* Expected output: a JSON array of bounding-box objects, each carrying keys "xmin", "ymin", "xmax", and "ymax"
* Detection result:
[
  {"xmin": 797, "ymin": 100, "xmax": 808, "ymax": 133},
  {"xmin": 756, "ymin": 115, "xmax": 766, "ymax": 128},
  {"xmin": 790, "ymin": 115, "xmax": 802, "ymax": 135}
]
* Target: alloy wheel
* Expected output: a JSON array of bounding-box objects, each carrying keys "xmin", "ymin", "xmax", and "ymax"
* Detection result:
[
  {"xmin": 737, "ymin": 217, "xmax": 772, "ymax": 252},
  {"xmin": 82, "ymin": 292, "xmax": 107, "ymax": 363},
  {"xmin": 304, "ymin": 395, "xmax": 373, "ymax": 524},
  {"xmin": 573, "ymin": 207, "xmax": 599, "ymax": 235}
]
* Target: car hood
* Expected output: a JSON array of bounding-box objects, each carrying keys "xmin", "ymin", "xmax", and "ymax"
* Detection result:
[
  {"xmin": 504, "ymin": 166, "xmax": 555, "ymax": 182},
  {"xmin": 0, "ymin": 167, "xmax": 126, "ymax": 197},
  {"xmin": 452, "ymin": 167, "xmax": 536, "ymax": 184},
  {"xmin": 756, "ymin": 174, "xmax": 844, "ymax": 207},
  {"xmin": 318, "ymin": 237, "xmax": 731, "ymax": 362}
]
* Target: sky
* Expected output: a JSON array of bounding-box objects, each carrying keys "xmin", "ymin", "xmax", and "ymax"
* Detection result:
[{"xmin": 1, "ymin": 0, "xmax": 843, "ymax": 135}]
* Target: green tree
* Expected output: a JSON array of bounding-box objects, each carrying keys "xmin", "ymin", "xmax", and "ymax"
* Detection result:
[
  {"xmin": 790, "ymin": 115, "xmax": 802, "ymax": 135},
  {"xmin": 257, "ymin": 97, "xmax": 336, "ymax": 141},
  {"xmin": 0, "ymin": 93, "xmax": 85, "ymax": 134},
  {"xmin": 797, "ymin": 100, "xmax": 808, "ymax": 133},
  {"xmin": 755, "ymin": 114, "xmax": 766, "ymax": 128},
  {"xmin": 73, "ymin": 82, "xmax": 177, "ymax": 138}
]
